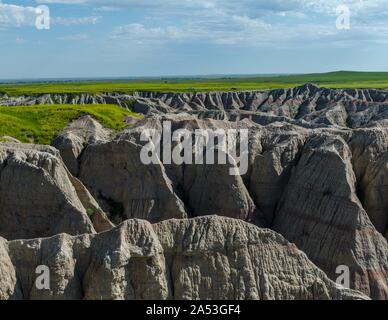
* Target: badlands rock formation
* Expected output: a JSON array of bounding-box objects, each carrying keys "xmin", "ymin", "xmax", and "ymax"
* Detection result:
[
  {"xmin": 272, "ymin": 134, "xmax": 388, "ymax": 299},
  {"xmin": 2, "ymin": 84, "xmax": 388, "ymax": 127},
  {"xmin": 0, "ymin": 84, "xmax": 387, "ymax": 300},
  {"xmin": 0, "ymin": 143, "xmax": 111, "ymax": 240},
  {"xmin": 0, "ymin": 216, "xmax": 366, "ymax": 300},
  {"xmin": 52, "ymin": 115, "xmax": 114, "ymax": 176}
]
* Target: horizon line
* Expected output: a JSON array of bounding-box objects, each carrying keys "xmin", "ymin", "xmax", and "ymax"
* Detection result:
[{"xmin": 1, "ymin": 70, "xmax": 386, "ymax": 84}]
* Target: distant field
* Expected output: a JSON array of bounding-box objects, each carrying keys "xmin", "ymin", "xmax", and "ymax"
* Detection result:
[
  {"xmin": 1, "ymin": 71, "xmax": 388, "ymax": 96},
  {"xmin": 0, "ymin": 104, "xmax": 141, "ymax": 144}
]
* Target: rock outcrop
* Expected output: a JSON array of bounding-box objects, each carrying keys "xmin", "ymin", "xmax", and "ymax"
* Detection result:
[
  {"xmin": 2, "ymin": 84, "xmax": 388, "ymax": 128},
  {"xmin": 0, "ymin": 136, "xmax": 21, "ymax": 143},
  {"xmin": 0, "ymin": 216, "xmax": 367, "ymax": 300},
  {"xmin": 0, "ymin": 93, "xmax": 134, "ymax": 109},
  {"xmin": 272, "ymin": 134, "xmax": 388, "ymax": 299},
  {"xmin": 79, "ymin": 139, "xmax": 188, "ymax": 224},
  {"xmin": 0, "ymin": 143, "xmax": 108, "ymax": 240},
  {"xmin": 52, "ymin": 115, "xmax": 114, "ymax": 176},
  {"xmin": 361, "ymin": 151, "xmax": 388, "ymax": 236},
  {"xmin": 43, "ymin": 111, "xmax": 388, "ymax": 300},
  {"xmin": 1, "ymin": 84, "xmax": 388, "ymax": 300},
  {"xmin": 133, "ymin": 86, "xmax": 388, "ymax": 128}
]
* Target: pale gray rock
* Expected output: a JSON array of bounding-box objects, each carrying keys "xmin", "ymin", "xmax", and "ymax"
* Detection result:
[
  {"xmin": 7, "ymin": 220, "xmax": 168, "ymax": 300},
  {"xmin": 116, "ymin": 116, "xmax": 265, "ymax": 223},
  {"xmin": 2, "ymin": 85, "xmax": 388, "ymax": 300},
  {"xmin": 68, "ymin": 175, "xmax": 114, "ymax": 233},
  {"xmin": 0, "ymin": 93, "xmax": 134, "ymax": 109},
  {"xmin": 0, "ymin": 136, "xmax": 21, "ymax": 143},
  {"xmin": 0, "ymin": 217, "xmax": 367, "ymax": 300},
  {"xmin": 132, "ymin": 85, "xmax": 388, "ymax": 128},
  {"xmin": 3, "ymin": 85, "xmax": 388, "ymax": 128},
  {"xmin": 0, "ymin": 143, "xmax": 96, "ymax": 240},
  {"xmin": 52, "ymin": 115, "xmax": 114, "ymax": 176},
  {"xmin": 79, "ymin": 139, "xmax": 188, "ymax": 224},
  {"xmin": 249, "ymin": 131, "xmax": 305, "ymax": 225},
  {"xmin": 183, "ymin": 158, "xmax": 258, "ymax": 221},
  {"xmin": 361, "ymin": 151, "xmax": 388, "ymax": 236},
  {"xmin": 154, "ymin": 216, "xmax": 366, "ymax": 300},
  {"xmin": 0, "ymin": 238, "xmax": 18, "ymax": 300},
  {"xmin": 272, "ymin": 134, "xmax": 388, "ymax": 299},
  {"xmin": 349, "ymin": 121, "xmax": 388, "ymax": 182},
  {"xmin": 83, "ymin": 219, "xmax": 168, "ymax": 300}
]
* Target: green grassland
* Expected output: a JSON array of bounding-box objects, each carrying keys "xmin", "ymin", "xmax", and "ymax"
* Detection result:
[
  {"xmin": 1, "ymin": 71, "xmax": 388, "ymax": 96},
  {"xmin": 0, "ymin": 104, "xmax": 141, "ymax": 145},
  {"xmin": 1, "ymin": 71, "xmax": 388, "ymax": 145}
]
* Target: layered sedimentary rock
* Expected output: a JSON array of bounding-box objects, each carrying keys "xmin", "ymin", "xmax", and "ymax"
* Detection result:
[
  {"xmin": 0, "ymin": 143, "xmax": 109, "ymax": 240},
  {"xmin": 52, "ymin": 115, "xmax": 114, "ymax": 176},
  {"xmin": 50, "ymin": 114, "xmax": 388, "ymax": 298},
  {"xmin": 153, "ymin": 216, "xmax": 366, "ymax": 300},
  {"xmin": 272, "ymin": 134, "xmax": 388, "ymax": 299},
  {"xmin": 361, "ymin": 151, "xmax": 388, "ymax": 236},
  {"xmin": 2, "ymin": 84, "xmax": 388, "ymax": 128},
  {"xmin": 2, "ymin": 84, "xmax": 388, "ymax": 300},
  {"xmin": 75, "ymin": 116, "xmax": 266, "ymax": 224},
  {"xmin": 134, "ymin": 85, "xmax": 388, "ymax": 128},
  {"xmin": 0, "ymin": 216, "xmax": 366, "ymax": 300},
  {"xmin": 349, "ymin": 121, "xmax": 388, "ymax": 181},
  {"xmin": 0, "ymin": 237, "xmax": 17, "ymax": 300},
  {"xmin": 79, "ymin": 139, "xmax": 188, "ymax": 224},
  {"xmin": 50, "ymin": 110, "xmax": 388, "ymax": 299},
  {"xmin": 248, "ymin": 128, "xmax": 306, "ymax": 225},
  {"xmin": 0, "ymin": 93, "xmax": 134, "ymax": 109}
]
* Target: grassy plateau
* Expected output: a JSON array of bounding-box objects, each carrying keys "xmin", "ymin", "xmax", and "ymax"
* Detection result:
[
  {"xmin": 1, "ymin": 71, "xmax": 388, "ymax": 96},
  {"xmin": 0, "ymin": 104, "xmax": 140, "ymax": 145}
]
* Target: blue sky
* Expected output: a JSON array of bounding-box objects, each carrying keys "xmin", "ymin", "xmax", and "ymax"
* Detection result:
[{"xmin": 1, "ymin": 0, "xmax": 388, "ymax": 79}]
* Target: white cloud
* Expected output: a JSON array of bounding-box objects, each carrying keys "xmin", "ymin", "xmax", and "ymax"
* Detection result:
[
  {"xmin": 15, "ymin": 0, "xmax": 388, "ymax": 49},
  {"xmin": 0, "ymin": 1, "xmax": 101, "ymax": 28},
  {"xmin": 111, "ymin": 23, "xmax": 182, "ymax": 44},
  {"xmin": 34, "ymin": 0, "xmax": 388, "ymax": 17},
  {"xmin": 37, "ymin": 0, "xmax": 87, "ymax": 4},
  {"xmin": 0, "ymin": 3, "xmax": 40, "ymax": 27}
]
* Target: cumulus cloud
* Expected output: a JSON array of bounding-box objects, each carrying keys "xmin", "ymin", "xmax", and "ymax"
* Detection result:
[
  {"xmin": 33, "ymin": 0, "xmax": 388, "ymax": 19},
  {"xmin": 0, "ymin": 1, "xmax": 102, "ymax": 28},
  {"xmin": 0, "ymin": 3, "xmax": 40, "ymax": 27},
  {"xmin": 110, "ymin": 12, "xmax": 273, "ymax": 46},
  {"xmin": 6, "ymin": 0, "xmax": 386, "ymax": 48},
  {"xmin": 111, "ymin": 23, "xmax": 181, "ymax": 42}
]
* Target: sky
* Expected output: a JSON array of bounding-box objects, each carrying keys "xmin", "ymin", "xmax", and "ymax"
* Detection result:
[{"xmin": 0, "ymin": 0, "xmax": 388, "ymax": 79}]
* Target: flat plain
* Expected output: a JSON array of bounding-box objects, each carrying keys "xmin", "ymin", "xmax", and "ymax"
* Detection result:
[{"xmin": 1, "ymin": 71, "xmax": 388, "ymax": 96}]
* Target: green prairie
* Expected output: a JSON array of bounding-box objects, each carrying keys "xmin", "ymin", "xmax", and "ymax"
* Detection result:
[
  {"xmin": 0, "ymin": 104, "xmax": 141, "ymax": 145},
  {"xmin": 1, "ymin": 71, "xmax": 388, "ymax": 96}
]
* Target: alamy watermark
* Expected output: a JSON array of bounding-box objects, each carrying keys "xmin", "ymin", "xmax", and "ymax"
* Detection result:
[
  {"xmin": 35, "ymin": 265, "xmax": 50, "ymax": 290},
  {"xmin": 0, "ymin": 1, "xmax": 51, "ymax": 30},
  {"xmin": 335, "ymin": 265, "xmax": 350, "ymax": 289},
  {"xmin": 336, "ymin": 1, "xmax": 365, "ymax": 30},
  {"xmin": 35, "ymin": 5, "xmax": 50, "ymax": 30},
  {"xmin": 33, "ymin": 263, "xmax": 351, "ymax": 292},
  {"xmin": 336, "ymin": 5, "xmax": 351, "ymax": 30},
  {"xmin": 140, "ymin": 121, "xmax": 249, "ymax": 176}
]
